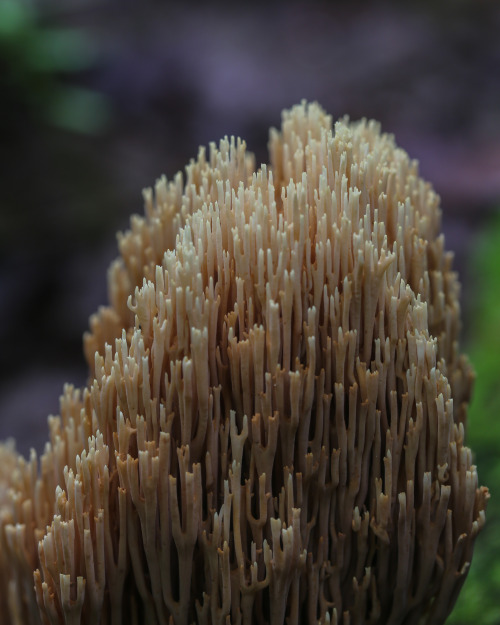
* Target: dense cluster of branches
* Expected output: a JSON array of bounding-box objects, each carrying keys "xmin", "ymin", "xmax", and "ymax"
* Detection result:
[{"xmin": 0, "ymin": 102, "xmax": 488, "ymax": 625}]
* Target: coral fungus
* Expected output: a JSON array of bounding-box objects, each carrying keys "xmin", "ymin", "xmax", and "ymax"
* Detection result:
[{"xmin": 0, "ymin": 102, "xmax": 488, "ymax": 625}]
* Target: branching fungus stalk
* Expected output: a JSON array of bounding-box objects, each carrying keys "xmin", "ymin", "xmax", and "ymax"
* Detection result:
[{"xmin": 0, "ymin": 101, "xmax": 489, "ymax": 625}]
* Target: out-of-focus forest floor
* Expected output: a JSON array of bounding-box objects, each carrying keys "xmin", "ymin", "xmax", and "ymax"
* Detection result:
[{"xmin": 0, "ymin": 1, "xmax": 499, "ymax": 622}]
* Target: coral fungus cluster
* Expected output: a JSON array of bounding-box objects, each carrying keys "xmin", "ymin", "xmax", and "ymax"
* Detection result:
[{"xmin": 0, "ymin": 102, "xmax": 488, "ymax": 625}]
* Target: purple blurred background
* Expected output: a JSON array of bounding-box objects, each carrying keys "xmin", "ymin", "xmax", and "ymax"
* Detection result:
[{"xmin": 1, "ymin": 0, "xmax": 499, "ymax": 456}]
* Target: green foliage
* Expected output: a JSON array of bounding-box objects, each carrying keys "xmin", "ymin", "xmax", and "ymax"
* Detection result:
[
  {"xmin": 448, "ymin": 212, "xmax": 500, "ymax": 624},
  {"xmin": 0, "ymin": 0, "xmax": 109, "ymax": 134}
]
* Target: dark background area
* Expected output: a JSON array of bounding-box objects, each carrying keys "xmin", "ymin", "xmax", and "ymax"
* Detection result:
[
  {"xmin": 0, "ymin": 1, "xmax": 499, "ymax": 622},
  {"xmin": 1, "ymin": 0, "xmax": 499, "ymax": 454}
]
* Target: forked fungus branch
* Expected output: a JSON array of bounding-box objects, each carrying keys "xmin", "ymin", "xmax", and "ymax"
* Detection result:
[{"xmin": 0, "ymin": 102, "xmax": 489, "ymax": 625}]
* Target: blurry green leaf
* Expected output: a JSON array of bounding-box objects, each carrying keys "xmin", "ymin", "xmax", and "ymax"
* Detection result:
[
  {"xmin": 449, "ymin": 208, "xmax": 500, "ymax": 624},
  {"xmin": 0, "ymin": 1, "xmax": 32, "ymax": 38},
  {"xmin": 28, "ymin": 29, "xmax": 97, "ymax": 72},
  {"xmin": 44, "ymin": 86, "xmax": 110, "ymax": 134},
  {"xmin": 0, "ymin": 0, "xmax": 110, "ymax": 136}
]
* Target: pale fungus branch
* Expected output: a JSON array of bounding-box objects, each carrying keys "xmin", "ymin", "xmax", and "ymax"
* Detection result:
[{"xmin": 0, "ymin": 101, "xmax": 488, "ymax": 624}]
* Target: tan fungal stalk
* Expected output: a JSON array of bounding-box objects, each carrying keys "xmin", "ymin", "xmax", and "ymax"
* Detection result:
[{"xmin": 0, "ymin": 102, "xmax": 488, "ymax": 625}]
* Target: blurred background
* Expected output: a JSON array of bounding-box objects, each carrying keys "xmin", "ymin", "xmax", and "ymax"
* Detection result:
[{"xmin": 0, "ymin": 0, "xmax": 498, "ymax": 622}]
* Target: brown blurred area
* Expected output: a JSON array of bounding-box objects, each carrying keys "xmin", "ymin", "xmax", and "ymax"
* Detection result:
[{"xmin": 1, "ymin": 0, "xmax": 499, "ymax": 456}]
